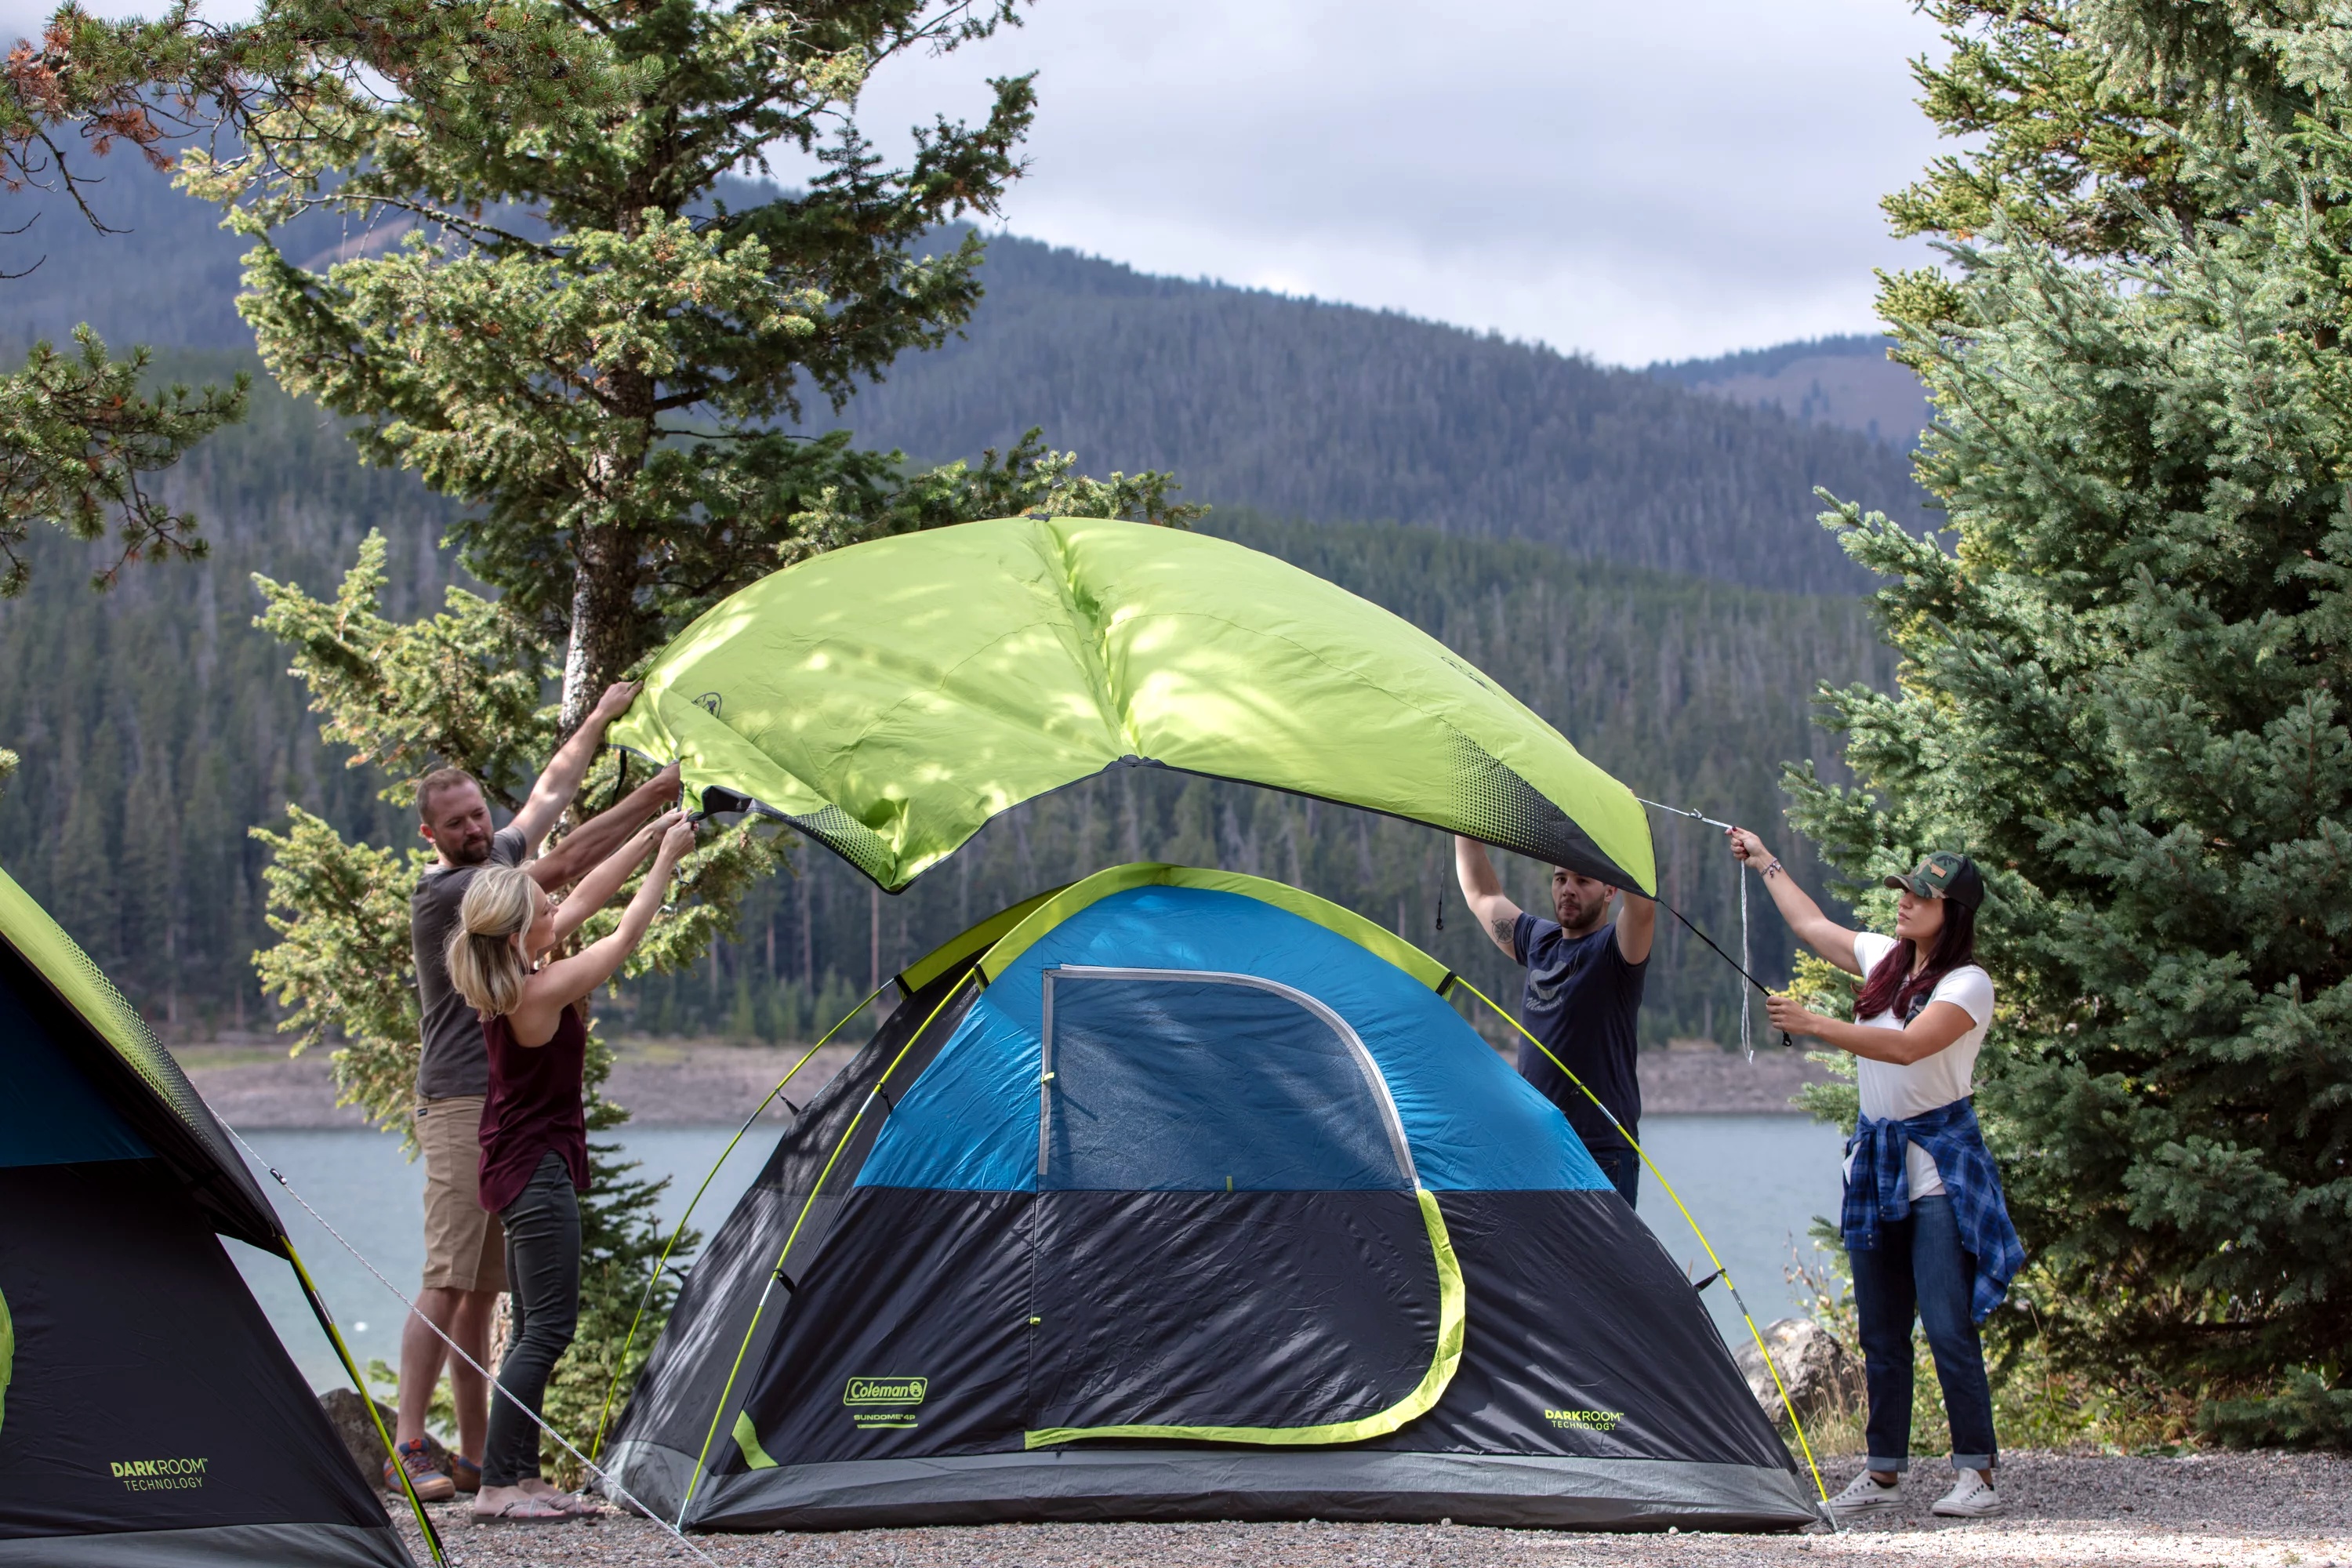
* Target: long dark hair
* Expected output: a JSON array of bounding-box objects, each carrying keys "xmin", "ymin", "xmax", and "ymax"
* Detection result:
[{"xmin": 1854, "ymin": 898, "xmax": 1980, "ymax": 1022}]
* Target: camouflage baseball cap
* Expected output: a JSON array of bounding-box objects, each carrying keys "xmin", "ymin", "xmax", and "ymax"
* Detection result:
[{"xmin": 1884, "ymin": 850, "xmax": 1984, "ymax": 910}]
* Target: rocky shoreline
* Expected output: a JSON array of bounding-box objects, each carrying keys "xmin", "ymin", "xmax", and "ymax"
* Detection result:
[{"xmin": 173, "ymin": 1035, "xmax": 1835, "ymax": 1128}]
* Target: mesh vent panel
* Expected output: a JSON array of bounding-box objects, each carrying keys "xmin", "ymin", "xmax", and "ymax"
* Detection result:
[
  {"xmin": 783, "ymin": 805, "xmax": 900, "ymax": 888},
  {"xmin": 53, "ymin": 936, "xmax": 249, "ymax": 1183},
  {"xmin": 1447, "ymin": 734, "xmax": 1629, "ymax": 886}
]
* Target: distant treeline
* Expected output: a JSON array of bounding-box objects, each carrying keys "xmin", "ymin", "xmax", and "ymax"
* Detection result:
[
  {"xmin": 0, "ymin": 371, "xmax": 1893, "ymax": 1047},
  {"xmin": 824, "ymin": 234, "xmax": 1920, "ymax": 595},
  {"xmin": 1644, "ymin": 333, "xmax": 1896, "ymax": 386}
]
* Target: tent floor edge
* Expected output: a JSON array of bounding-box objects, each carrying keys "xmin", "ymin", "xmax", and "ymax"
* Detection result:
[
  {"xmin": 600, "ymin": 1437, "xmax": 702, "ymax": 1526},
  {"xmin": 0, "ymin": 1521, "xmax": 412, "ymax": 1567},
  {"xmin": 691, "ymin": 1450, "xmax": 1818, "ymax": 1534}
]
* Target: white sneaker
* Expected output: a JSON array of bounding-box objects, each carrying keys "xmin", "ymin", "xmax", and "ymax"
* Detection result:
[
  {"xmin": 1828, "ymin": 1470, "xmax": 1904, "ymax": 1516},
  {"xmin": 1932, "ymin": 1468, "xmax": 2005, "ymax": 1518}
]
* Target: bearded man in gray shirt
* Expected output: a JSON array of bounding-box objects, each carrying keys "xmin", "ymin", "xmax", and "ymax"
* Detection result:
[{"xmin": 387, "ymin": 681, "xmax": 679, "ymax": 1501}]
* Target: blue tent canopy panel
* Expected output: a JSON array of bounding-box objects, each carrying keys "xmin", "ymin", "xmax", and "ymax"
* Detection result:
[{"xmin": 602, "ymin": 865, "xmax": 1814, "ymax": 1534}]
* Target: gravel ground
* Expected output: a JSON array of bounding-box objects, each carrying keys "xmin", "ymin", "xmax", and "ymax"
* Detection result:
[{"xmin": 392, "ymin": 1450, "xmax": 2350, "ymax": 1568}]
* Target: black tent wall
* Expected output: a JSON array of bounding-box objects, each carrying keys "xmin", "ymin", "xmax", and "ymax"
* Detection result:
[
  {"xmin": 605, "ymin": 960, "xmax": 982, "ymax": 1502},
  {"xmin": 0, "ymin": 928, "xmax": 411, "ymax": 1567}
]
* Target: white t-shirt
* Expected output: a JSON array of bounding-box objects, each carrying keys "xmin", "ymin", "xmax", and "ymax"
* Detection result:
[{"xmin": 1843, "ymin": 931, "xmax": 1994, "ymax": 1200}]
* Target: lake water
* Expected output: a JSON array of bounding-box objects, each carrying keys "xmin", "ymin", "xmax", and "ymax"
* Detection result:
[{"xmin": 228, "ymin": 1114, "xmax": 1848, "ymax": 1392}]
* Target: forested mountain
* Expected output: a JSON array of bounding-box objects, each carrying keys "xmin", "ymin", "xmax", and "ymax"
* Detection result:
[
  {"xmin": 0, "ymin": 158, "xmax": 1912, "ymax": 1051},
  {"xmin": 1649, "ymin": 335, "xmax": 1933, "ymax": 446},
  {"xmin": 0, "ymin": 363, "xmax": 1892, "ymax": 1049},
  {"xmin": 808, "ymin": 239, "xmax": 1921, "ymax": 592},
  {"xmin": 3, "ymin": 169, "xmax": 1923, "ymax": 594}
]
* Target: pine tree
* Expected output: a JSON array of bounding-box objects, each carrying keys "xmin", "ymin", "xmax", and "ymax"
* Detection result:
[
  {"xmin": 201, "ymin": 0, "xmax": 1199, "ymax": 1450},
  {"xmin": 1790, "ymin": 0, "xmax": 2352, "ymax": 1441},
  {"xmin": 2, "ymin": 0, "xmax": 619, "ymax": 593}
]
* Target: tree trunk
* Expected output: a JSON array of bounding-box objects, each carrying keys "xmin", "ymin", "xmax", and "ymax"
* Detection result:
[
  {"xmin": 562, "ymin": 519, "xmax": 640, "ymax": 736},
  {"xmin": 560, "ymin": 364, "xmax": 655, "ymax": 735}
]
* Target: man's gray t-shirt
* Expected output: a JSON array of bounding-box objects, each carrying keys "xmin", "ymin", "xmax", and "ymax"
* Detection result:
[{"xmin": 412, "ymin": 826, "xmax": 528, "ymax": 1101}]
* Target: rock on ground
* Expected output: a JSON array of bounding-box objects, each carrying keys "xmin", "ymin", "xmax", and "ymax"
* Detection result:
[
  {"xmin": 387, "ymin": 1448, "xmax": 2351, "ymax": 1568},
  {"xmin": 319, "ymin": 1388, "xmax": 446, "ymax": 1488},
  {"xmin": 1735, "ymin": 1316, "xmax": 1866, "ymax": 1426}
]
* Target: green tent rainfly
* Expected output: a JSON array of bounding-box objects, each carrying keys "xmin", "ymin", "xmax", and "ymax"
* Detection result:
[{"xmin": 611, "ymin": 517, "xmax": 1655, "ymax": 895}]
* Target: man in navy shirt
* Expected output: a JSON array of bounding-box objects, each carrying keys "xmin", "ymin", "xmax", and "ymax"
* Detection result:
[{"xmin": 1455, "ymin": 837, "xmax": 1655, "ymax": 1206}]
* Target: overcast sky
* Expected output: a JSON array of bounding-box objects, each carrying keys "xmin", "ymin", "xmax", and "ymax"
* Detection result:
[{"xmin": 5, "ymin": 0, "xmax": 1952, "ymax": 365}]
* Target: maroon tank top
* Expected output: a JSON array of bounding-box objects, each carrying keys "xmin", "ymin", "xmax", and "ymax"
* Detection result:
[{"xmin": 477, "ymin": 1004, "xmax": 590, "ymax": 1214}]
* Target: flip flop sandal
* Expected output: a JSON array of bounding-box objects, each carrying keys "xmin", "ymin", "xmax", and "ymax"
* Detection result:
[{"xmin": 472, "ymin": 1495, "xmax": 575, "ymax": 1525}]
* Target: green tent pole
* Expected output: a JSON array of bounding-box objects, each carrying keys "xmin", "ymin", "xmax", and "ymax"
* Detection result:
[
  {"xmin": 587, "ymin": 979, "xmax": 891, "ymax": 1464},
  {"xmin": 281, "ymin": 1237, "xmax": 448, "ymax": 1566}
]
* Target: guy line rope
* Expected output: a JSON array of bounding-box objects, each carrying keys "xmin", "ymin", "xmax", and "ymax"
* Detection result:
[
  {"xmin": 221, "ymin": 1121, "xmax": 721, "ymax": 1567},
  {"xmin": 1447, "ymin": 975, "xmax": 1838, "ymax": 1528},
  {"xmin": 1637, "ymin": 797, "xmax": 1793, "ymax": 1056},
  {"xmin": 586, "ymin": 979, "xmax": 893, "ymax": 1464}
]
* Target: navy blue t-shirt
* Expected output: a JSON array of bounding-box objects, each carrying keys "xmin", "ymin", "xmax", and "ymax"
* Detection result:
[{"xmin": 1512, "ymin": 912, "xmax": 1646, "ymax": 1147}]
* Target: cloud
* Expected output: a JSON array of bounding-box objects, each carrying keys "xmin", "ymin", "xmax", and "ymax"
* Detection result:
[
  {"xmin": 2, "ymin": 0, "xmax": 1953, "ymax": 362},
  {"xmin": 826, "ymin": 0, "xmax": 1954, "ymax": 363}
]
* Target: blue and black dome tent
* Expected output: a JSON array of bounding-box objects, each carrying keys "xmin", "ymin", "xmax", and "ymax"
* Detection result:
[
  {"xmin": 606, "ymin": 864, "xmax": 1814, "ymax": 1532},
  {"xmin": 0, "ymin": 862, "xmax": 417, "ymax": 1566}
]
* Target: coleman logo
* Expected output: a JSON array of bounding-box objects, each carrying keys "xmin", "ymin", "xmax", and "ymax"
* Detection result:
[
  {"xmin": 844, "ymin": 1376, "xmax": 927, "ymax": 1407},
  {"xmin": 112, "ymin": 1456, "xmax": 208, "ymax": 1491}
]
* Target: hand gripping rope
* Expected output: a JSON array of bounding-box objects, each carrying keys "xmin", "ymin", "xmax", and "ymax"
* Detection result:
[
  {"xmin": 1449, "ymin": 976, "xmax": 1838, "ymax": 1530},
  {"xmin": 220, "ymin": 1123, "xmax": 722, "ymax": 1566},
  {"xmin": 1637, "ymin": 798, "xmax": 1794, "ymax": 1057},
  {"xmin": 586, "ymin": 978, "xmax": 893, "ymax": 1464}
]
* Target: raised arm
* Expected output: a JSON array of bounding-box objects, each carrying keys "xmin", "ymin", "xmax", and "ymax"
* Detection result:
[
  {"xmin": 510, "ymin": 818, "xmax": 698, "ymax": 1045},
  {"xmin": 1726, "ymin": 827, "xmax": 1860, "ymax": 974},
  {"xmin": 1455, "ymin": 837, "xmax": 1524, "ymax": 959},
  {"xmin": 527, "ymin": 762, "xmax": 681, "ymax": 891},
  {"xmin": 1615, "ymin": 891, "xmax": 1657, "ymax": 965},
  {"xmin": 546, "ymin": 809, "xmax": 682, "ymax": 947},
  {"xmin": 510, "ymin": 681, "xmax": 641, "ymax": 852}
]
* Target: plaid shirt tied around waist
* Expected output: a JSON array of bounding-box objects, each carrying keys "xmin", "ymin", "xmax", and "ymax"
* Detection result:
[{"xmin": 1842, "ymin": 1096, "xmax": 2024, "ymax": 1323}]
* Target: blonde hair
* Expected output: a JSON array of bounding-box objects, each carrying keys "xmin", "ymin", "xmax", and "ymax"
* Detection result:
[{"xmin": 445, "ymin": 865, "xmax": 539, "ymax": 1018}]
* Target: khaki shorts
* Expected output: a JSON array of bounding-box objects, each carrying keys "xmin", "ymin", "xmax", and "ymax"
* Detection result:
[{"xmin": 416, "ymin": 1095, "xmax": 507, "ymax": 1294}]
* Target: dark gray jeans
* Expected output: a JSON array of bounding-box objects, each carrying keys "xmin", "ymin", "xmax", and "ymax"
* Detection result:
[{"xmin": 483, "ymin": 1150, "xmax": 580, "ymax": 1488}]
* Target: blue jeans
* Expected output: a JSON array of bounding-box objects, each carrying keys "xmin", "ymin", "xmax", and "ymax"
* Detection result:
[
  {"xmin": 1849, "ymin": 1193, "xmax": 1996, "ymax": 1472},
  {"xmin": 1584, "ymin": 1135, "xmax": 1639, "ymax": 1209}
]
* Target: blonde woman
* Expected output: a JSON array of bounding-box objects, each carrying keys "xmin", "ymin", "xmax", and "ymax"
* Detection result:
[{"xmin": 445, "ymin": 809, "xmax": 695, "ymax": 1524}]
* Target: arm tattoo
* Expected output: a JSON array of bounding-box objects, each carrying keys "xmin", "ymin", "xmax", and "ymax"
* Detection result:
[{"xmin": 1490, "ymin": 914, "xmax": 1516, "ymax": 954}]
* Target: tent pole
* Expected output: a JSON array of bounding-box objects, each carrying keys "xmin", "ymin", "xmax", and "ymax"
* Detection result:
[
  {"xmin": 281, "ymin": 1238, "xmax": 450, "ymax": 1568},
  {"xmin": 674, "ymin": 973, "xmax": 975, "ymax": 1530},
  {"xmin": 1452, "ymin": 978, "xmax": 1839, "ymax": 1530},
  {"xmin": 587, "ymin": 979, "xmax": 891, "ymax": 1463}
]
